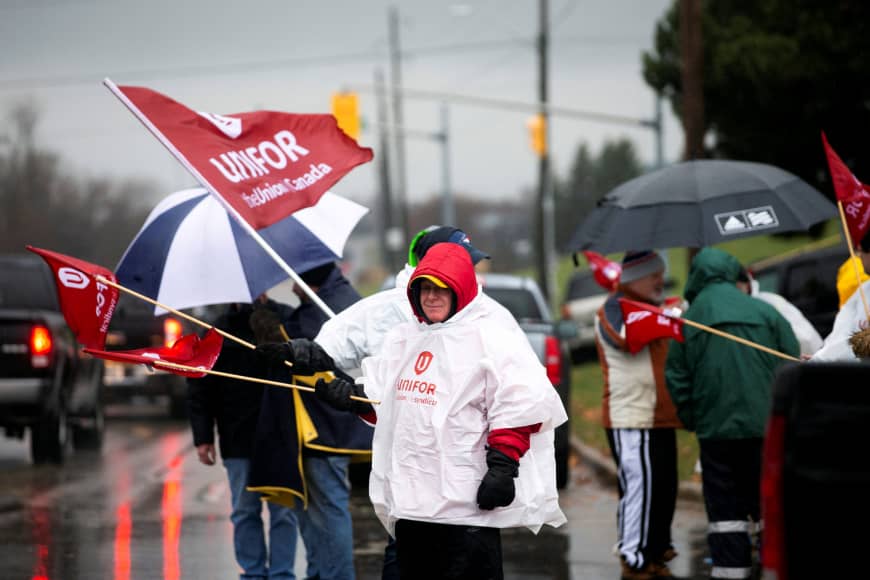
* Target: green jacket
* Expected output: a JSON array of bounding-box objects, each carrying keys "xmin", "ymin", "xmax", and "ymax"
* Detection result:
[{"xmin": 665, "ymin": 248, "xmax": 799, "ymax": 440}]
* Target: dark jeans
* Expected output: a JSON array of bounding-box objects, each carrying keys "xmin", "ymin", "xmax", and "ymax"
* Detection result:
[{"xmin": 394, "ymin": 519, "xmax": 503, "ymax": 580}]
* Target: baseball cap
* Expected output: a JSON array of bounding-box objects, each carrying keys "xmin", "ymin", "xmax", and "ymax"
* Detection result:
[{"xmin": 408, "ymin": 226, "xmax": 490, "ymax": 266}]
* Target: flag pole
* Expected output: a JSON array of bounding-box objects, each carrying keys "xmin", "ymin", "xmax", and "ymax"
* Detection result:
[
  {"xmin": 151, "ymin": 361, "xmax": 379, "ymax": 404},
  {"xmin": 679, "ymin": 318, "xmax": 800, "ymax": 362},
  {"xmin": 837, "ymin": 200, "xmax": 870, "ymax": 320},
  {"xmin": 96, "ymin": 276, "xmax": 296, "ymax": 369},
  {"xmin": 628, "ymin": 300, "xmax": 800, "ymax": 362},
  {"xmin": 102, "ymin": 77, "xmax": 337, "ymax": 320}
]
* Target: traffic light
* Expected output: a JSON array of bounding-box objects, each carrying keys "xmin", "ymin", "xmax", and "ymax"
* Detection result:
[
  {"xmin": 527, "ymin": 113, "xmax": 547, "ymax": 157},
  {"xmin": 331, "ymin": 92, "xmax": 361, "ymax": 141}
]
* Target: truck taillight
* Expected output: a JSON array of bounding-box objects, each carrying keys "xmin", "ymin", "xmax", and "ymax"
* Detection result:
[
  {"xmin": 30, "ymin": 325, "xmax": 52, "ymax": 368},
  {"xmin": 544, "ymin": 335, "xmax": 561, "ymax": 385},
  {"xmin": 761, "ymin": 414, "xmax": 787, "ymax": 580},
  {"xmin": 164, "ymin": 318, "xmax": 183, "ymax": 348}
]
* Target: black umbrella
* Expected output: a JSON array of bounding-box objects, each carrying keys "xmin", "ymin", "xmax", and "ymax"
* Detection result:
[{"xmin": 569, "ymin": 159, "xmax": 838, "ymax": 253}]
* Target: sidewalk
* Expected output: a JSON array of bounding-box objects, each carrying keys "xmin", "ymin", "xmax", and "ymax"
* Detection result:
[{"xmin": 570, "ymin": 435, "xmax": 704, "ymax": 503}]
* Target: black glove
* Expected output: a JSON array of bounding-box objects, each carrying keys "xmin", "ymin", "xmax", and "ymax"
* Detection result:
[
  {"xmin": 254, "ymin": 341, "xmax": 293, "ymax": 365},
  {"xmin": 476, "ymin": 448, "xmax": 519, "ymax": 510},
  {"xmin": 255, "ymin": 339, "xmax": 334, "ymax": 373},
  {"xmin": 315, "ymin": 377, "xmax": 373, "ymax": 415},
  {"xmin": 290, "ymin": 338, "xmax": 335, "ymax": 373}
]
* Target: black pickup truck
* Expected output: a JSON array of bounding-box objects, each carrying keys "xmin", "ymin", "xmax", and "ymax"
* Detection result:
[
  {"xmin": 0, "ymin": 253, "xmax": 106, "ymax": 463},
  {"xmin": 761, "ymin": 362, "xmax": 870, "ymax": 579}
]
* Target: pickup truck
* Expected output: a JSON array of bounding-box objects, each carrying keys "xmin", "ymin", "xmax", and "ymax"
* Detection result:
[
  {"xmin": 761, "ymin": 361, "xmax": 870, "ymax": 579},
  {"xmin": 0, "ymin": 253, "xmax": 106, "ymax": 463}
]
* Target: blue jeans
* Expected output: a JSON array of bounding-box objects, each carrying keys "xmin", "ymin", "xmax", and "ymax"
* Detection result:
[
  {"xmin": 225, "ymin": 458, "xmax": 299, "ymax": 580},
  {"xmin": 296, "ymin": 454, "xmax": 354, "ymax": 580}
]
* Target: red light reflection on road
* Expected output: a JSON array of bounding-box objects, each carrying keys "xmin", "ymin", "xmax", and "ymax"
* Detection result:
[
  {"xmin": 161, "ymin": 434, "xmax": 185, "ymax": 580},
  {"xmin": 30, "ymin": 507, "xmax": 51, "ymax": 580},
  {"xmin": 114, "ymin": 502, "xmax": 131, "ymax": 580}
]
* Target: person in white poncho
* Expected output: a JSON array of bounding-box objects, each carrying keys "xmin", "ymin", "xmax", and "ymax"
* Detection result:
[{"xmin": 314, "ymin": 242, "xmax": 567, "ymax": 580}]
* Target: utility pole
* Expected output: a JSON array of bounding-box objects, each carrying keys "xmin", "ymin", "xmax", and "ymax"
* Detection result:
[
  {"xmin": 536, "ymin": 0, "xmax": 556, "ymax": 306},
  {"xmin": 374, "ymin": 68, "xmax": 401, "ymax": 272},
  {"xmin": 388, "ymin": 5, "xmax": 410, "ymax": 243},
  {"xmin": 439, "ymin": 102, "xmax": 455, "ymax": 226}
]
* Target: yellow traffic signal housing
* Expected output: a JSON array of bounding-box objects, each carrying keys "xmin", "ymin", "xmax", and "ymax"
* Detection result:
[
  {"xmin": 527, "ymin": 113, "xmax": 547, "ymax": 157},
  {"xmin": 331, "ymin": 92, "xmax": 361, "ymax": 141}
]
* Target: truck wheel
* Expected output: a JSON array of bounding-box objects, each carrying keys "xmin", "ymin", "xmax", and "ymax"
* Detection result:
[
  {"xmin": 31, "ymin": 406, "xmax": 69, "ymax": 464},
  {"xmin": 168, "ymin": 394, "xmax": 188, "ymax": 420},
  {"xmin": 72, "ymin": 401, "xmax": 105, "ymax": 450}
]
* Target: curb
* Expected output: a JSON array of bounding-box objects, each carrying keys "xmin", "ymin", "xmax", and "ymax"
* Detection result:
[{"xmin": 570, "ymin": 435, "xmax": 703, "ymax": 503}]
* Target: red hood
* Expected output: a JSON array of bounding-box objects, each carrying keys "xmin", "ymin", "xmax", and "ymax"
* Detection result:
[{"xmin": 408, "ymin": 243, "xmax": 479, "ymax": 322}]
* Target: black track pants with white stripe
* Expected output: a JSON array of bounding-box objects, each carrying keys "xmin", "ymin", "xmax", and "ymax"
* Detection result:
[
  {"xmin": 606, "ymin": 428, "xmax": 678, "ymax": 569},
  {"xmin": 699, "ymin": 437, "xmax": 763, "ymax": 579}
]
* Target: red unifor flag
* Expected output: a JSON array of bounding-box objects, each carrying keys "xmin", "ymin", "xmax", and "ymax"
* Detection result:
[
  {"xmin": 104, "ymin": 80, "xmax": 374, "ymax": 230},
  {"xmin": 618, "ymin": 298, "xmax": 685, "ymax": 354},
  {"xmin": 582, "ymin": 251, "xmax": 621, "ymax": 291},
  {"xmin": 26, "ymin": 246, "xmax": 119, "ymax": 350},
  {"xmin": 821, "ymin": 131, "xmax": 870, "ymax": 244},
  {"xmin": 83, "ymin": 328, "xmax": 223, "ymax": 378}
]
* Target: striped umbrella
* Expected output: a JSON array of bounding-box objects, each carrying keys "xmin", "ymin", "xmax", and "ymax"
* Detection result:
[{"xmin": 115, "ymin": 187, "xmax": 368, "ymax": 312}]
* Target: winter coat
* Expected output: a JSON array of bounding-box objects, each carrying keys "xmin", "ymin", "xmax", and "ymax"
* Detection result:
[
  {"xmin": 813, "ymin": 277, "xmax": 870, "ymax": 362},
  {"xmin": 748, "ymin": 279, "xmax": 822, "ymax": 355},
  {"xmin": 359, "ymin": 243, "xmax": 568, "ymax": 535},
  {"xmin": 280, "ymin": 265, "xmax": 373, "ymax": 456},
  {"xmin": 595, "ymin": 291, "xmax": 682, "ymax": 429},
  {"xmin": 187, "ymin": 300, "xmax": 293, "ymax": 459},
  {"xmin": 665, "ymin": 248, "xmax": 799, "ymax": 440}
]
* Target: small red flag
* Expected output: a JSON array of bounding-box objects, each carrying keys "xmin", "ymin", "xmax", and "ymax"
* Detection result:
[
  {"xmin": 26, "ymin": 246, "xmax": 119, "ymax": 350},
  {"xmin": 83, "ymin": 328, "xmax": 223, "ymax": 378},
  {"xmin": 105, "ymin": 81, "xmax": 374, "ymax": 230},
  {"xmin": 821, "ymin": 132, "xmax": 870, "ymax": 244},
  {"xmin": 618, "ymin": 298, "xmax": 684, "ymax": 354},
  {"xmin": 582, "ymin": 251, "xmax": 622, "ymax": 291}
]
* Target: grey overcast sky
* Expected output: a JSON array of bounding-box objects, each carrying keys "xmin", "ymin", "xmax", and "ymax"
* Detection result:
[{"xmin": 0, "ymin": 0, "xmax": 680, "ymax": 207}]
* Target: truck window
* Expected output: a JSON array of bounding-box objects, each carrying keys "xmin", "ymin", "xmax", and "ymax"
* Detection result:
[
  {"xmin": 784, "ymin": 259, "xmax": 839, "ymax": 315},
  {"xmin": 483, "ymin": 288, "xmax": 543, "ymax": 322},
  {"xmin": 0, "ymin": 261, "xmax": 58, "ymax": 311}
]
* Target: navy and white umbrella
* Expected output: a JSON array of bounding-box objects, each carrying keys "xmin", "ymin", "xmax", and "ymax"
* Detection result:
[{"xmin": 116, "ymin": 187, "xmax": 368, "ymax": 312}]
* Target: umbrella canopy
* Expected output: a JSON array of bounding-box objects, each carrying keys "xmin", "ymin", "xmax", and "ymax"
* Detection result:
[
  {"xmin": 570, "ymin": 160, "xmax": 838, "ymax": 253},
  {"xmin": 116, "ymin": 187, "xmax": 368, "ymax": 313}
]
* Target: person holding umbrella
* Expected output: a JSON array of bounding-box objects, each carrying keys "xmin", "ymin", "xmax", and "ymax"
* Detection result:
[{"xmin": 593, "ymin": 250, "xmax": 683, "ymax": 580}]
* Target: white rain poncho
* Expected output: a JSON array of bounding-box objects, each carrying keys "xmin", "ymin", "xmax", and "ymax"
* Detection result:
[
  {"xmin": 812, "ymin": 278, "xmax": 870, "ymax": 361},
  {"xmin": 359, "ymin": 254, "xmax": 567, "ymax": 535}
]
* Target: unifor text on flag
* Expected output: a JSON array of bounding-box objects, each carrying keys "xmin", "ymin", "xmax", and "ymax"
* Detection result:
[
  {"xmin": 105, "ymin": 80, "xmax": 374, "ymax": 230},
  {"xmin": 26, "ymin": 246, "xmax": 119, "ymax": 350},
  {"xmin": 618, "ymin": 298, "xmax": 684, "ymax": 355},
  {"xmin": 821, "ymin": 131, "xmax": 870, "ymax": 244}
]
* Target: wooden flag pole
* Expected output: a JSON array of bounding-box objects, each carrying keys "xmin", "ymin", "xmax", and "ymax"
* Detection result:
[
  {"xmin": 96, "ymin": 276, "xmax": 293, "ymax": 368},
  {"xmin": 836, "ymin": 201, "xmax": 870, "ymax": 320},
  {"xmin": 679, "ymin": 318, "xmax": 800, "ymax": 362},
  {"xmin": 152, "ymin": 361, "xmax": 379, "ymax": 405}
]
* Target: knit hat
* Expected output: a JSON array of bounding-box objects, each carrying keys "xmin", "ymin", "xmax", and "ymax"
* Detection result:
[
  {"xmin": 619, "ymin": 250, "xmax": 665, "ymax": 284},
  {"xmin": 408, "ymin": 226, "xmax": 490, "ymax": 266}
]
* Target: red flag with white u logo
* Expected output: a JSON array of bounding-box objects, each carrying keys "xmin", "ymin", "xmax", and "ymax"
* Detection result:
[
  {"xmin": 104, "ymin": 80, "xmax": 374, "ymax": 230},
  {"xmin": 821, "ymin": 132, "xmax": 870, "ymax": 244},
  {"xmin": 26, "ymin": 246, "xmax": 119, "ymax": 349},
  {"xmin": 618, "ymin": 298, "xmax": 684, "ymax": 354}
]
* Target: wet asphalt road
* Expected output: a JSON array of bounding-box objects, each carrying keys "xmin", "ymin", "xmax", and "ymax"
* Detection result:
[{"xmin": 0, "ymin": 401, "xmax": 710, "ymax": 579}]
